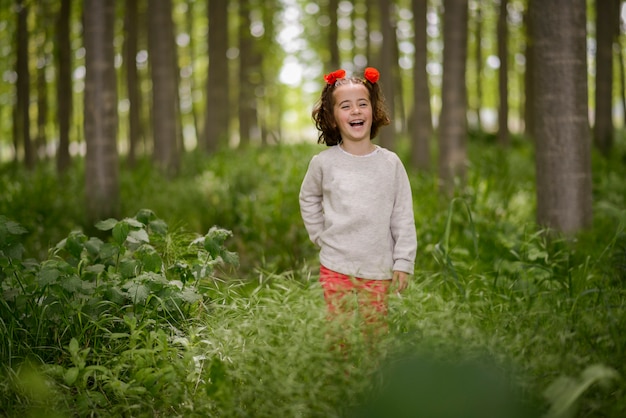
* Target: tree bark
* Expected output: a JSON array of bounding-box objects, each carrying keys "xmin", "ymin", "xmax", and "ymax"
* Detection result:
[
  {"xmin": 523, "ymin": 1, "xmax": 535, "ymax": 139},
  {"xmin": 84, "ymin": 0, "xmax": 119, "ymax": 224},
  {"xmin": 473, "ymin": 1, "xmax": 483, "ymax": 131},
  {"xmin": 237, "ymin": 0, "xmax": 261, "ymax": 146},
  {"xmin": 148, "ymin": 0, "xmax": 180, "ymax": 175},
  {"xmin": 206, "ymin": 0, "xmax": 230, "ymax": 151},
  {"xmin": 36, "ymin": 2, "xmax": 49, "ymax": 160},
  {"xmin": 124, "ymin": 0, "xmax": 141, "ymax": 166},
  {"xmin": 410, "ymin": 0, "xmax": 432, "ymax": 171},
  {"xmin": 497, "ymin": 0, "xmax": 509, "ymax": 146},
  {"xmin": 438, "ymin": 0, "xmax": 469, "ymax": 195},
  {"xmin": 593, "ymin": 0, "xmax": 620, "ymax": 155},
  {"xmin": 16, "ymin": 0, "xmax": 34, "ymax": 168},
  {"xmin": 56, "ymin": 0, "xmax": 72, "ymax": 173},
  {"xmin": 531, "ymin": 0, "xmax": 592, "ymax": 234}
]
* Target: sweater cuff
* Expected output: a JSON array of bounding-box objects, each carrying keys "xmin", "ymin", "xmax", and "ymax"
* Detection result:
[{"xmin": 393, "ymin": 260, "xmax": 414, "ymax": 275}]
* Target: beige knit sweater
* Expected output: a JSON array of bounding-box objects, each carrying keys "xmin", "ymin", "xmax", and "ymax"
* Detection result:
[{"xmin": 299, "ymin": 145, "xmax": 417, "ymax": 280}]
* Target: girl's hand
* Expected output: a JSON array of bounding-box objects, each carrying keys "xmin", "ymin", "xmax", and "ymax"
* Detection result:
[{"xmin": 392, "ymin": 271, "xmax": 409, "ymax": 293}]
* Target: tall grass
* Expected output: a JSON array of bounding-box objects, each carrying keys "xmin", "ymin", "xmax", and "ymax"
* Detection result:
[{"xmin": 1, "ymin": 133, "xmax": 625, "ymax": 416}]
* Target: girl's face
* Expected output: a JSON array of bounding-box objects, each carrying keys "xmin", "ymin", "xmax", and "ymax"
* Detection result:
[{"xmin": 332, "ymin": 83, "xmax": 373, "ymax": 144}]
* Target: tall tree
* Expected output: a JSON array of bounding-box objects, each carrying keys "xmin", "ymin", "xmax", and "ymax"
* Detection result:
[
  {"xmin": 124, "ymin": 0, "xmax": 141, "ymax": 166},
  {"xmin": 184, "ymin": 0, "xmax": 201, "ymax": 144},
  {"xmin": 410, "ymin": 0, "xmax": 433, "ymax": 171},
  {"xmin": 35, "ymin": 1, "xmax": 50, "ymax": 160},
  {"xmin": 438, "ymin": 0, "xmax": 469, "ymax": 195},
  {"xmin": 206, "ymin": 0, "xmax": 230, "ymax": 151},
  {"xmin": 238, "ymin": 0, "xmax": 261, "ymax": 146},
  {"xmin": 148, "ymin": 0, "xmax": 180, "ymax": 174},
  {"xmin": 523, "ymin": 1, "xmax": 535, "ymax": 139},
  {"xmin": 593, "ymin": 0, "xmax": 620, "ymax": 156},
  {"xmin": 472, "ymin": 0, "xmax": 483, "ymax": 131},
  {"xmin": 531, "ymin": 0, "xmax": 592, "ymax": 234},
  {"xmin": 497, "ymin": 0, "xmax": 509, "ymax": 146},
  {"xmin": 15, "ymin": 0, "xmax": 34, "ymax": 168},
  {"xmin": 56, "ymin": 0, "xmax": 72, "ymax": 173},
  {"xmin": 377, "ymin": 0, "xmax": 395, "ymax": 150},
  {"xmin": 84, "ymin": 0, "xmax": 119, "ymax": 224}
]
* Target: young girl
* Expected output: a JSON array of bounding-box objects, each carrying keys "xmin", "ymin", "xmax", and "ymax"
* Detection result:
[{"xmin": 299, "ymin": 67, "xmax": 417, "ymax": 330}]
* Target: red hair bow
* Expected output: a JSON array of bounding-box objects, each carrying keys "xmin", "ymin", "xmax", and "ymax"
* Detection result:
[
  {"xmin": 364, "ymin": 67, "xmax": 380, "ymax": 83},
  {"xmin": 324, "ymin": 69, "xmax": 346, "ymax": 84}
]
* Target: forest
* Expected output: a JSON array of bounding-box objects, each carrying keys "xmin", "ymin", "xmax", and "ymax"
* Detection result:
[{"xmin": 1, "ymin": 0, "xmax": 625, "ymax": 416}]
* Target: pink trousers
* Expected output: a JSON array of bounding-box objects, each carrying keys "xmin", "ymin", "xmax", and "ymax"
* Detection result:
[{"xmin": 319, "ymin": 265, "xmax": 391, "ymax": 324}]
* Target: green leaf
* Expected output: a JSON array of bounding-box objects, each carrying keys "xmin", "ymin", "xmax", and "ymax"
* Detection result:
[
  {"xmin": 83, "ymin": 237, "xmax": 104, "ymax": 256},
  {"xmin": 4, "ymin": 219, "xmax": 27, "ymax": 236},
  {"xmin": 128, "ymin": 229, "xmax": 149, "ymax": 244},
  {"xmin": 68, "ymin": 338, "xmax": 79, "ymax": 355},
  {"xmin": 138, "ymin": 248, "xmax": 162, "ymax": 273},
  {"xmin": 135, "ymin": 208, "xmax": 156, "ymax": 225},
  {"xmin": 149, "ymin": 219, "xmax": 168, "ymax": 235},
  {"xmin": 60, "ymin": 276, "xmax": 84, "ymax": 293},
  {"xmin": 38, "ymin": 266, "xmax": 60, "ymax": 286},
  {"xmin": 96, "ymin": 218, "xmax": 118, "ymax": 231},
  {"xmin": 112, "ymin": 222, "xmax": 130, "ymax": 245},
  {"xmin": 104, "ymin": 286, "xmax": 125, "ymax": 305},
  {"xmin": 85, "ymin": 264, "xmax": 105, "ymax": 274},
  {"xmin": 119, "ymin": 259, "xmax": 140, "ymax": 279},
  {"xmin": 65, "ymin": 232, "xmax": 87, "ymax": 259},
  {"xmin": 63, "ymin": 367, "xmax": 80, "ymax": 386},
  {"xmin": 124, "ymin": 282, "xmax": 150, "ymax": 303},
  {"xmin": 544, "ymin": 364, "xmax": 619, "ymax": 418},
  {"xmin": 180, "ymin": 287, "xmax": 202, "ymax": 304},
  {"xmin": 124, "ymin": 218, "xmax": 144, "ymax": 229}
]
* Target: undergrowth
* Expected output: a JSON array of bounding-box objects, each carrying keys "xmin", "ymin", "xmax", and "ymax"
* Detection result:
[{"xmin": 0, "ymin": 134, "xmax": 625, "ymax": 416}]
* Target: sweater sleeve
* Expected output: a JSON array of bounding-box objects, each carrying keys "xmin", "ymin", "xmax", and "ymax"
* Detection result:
[
  {"xmin": 390, "ymin": 160, "xmax": 417, "ymax": 274},
  {"xmin": 299, "ymin": 156, "xmax": 324, "ymax": 247}
]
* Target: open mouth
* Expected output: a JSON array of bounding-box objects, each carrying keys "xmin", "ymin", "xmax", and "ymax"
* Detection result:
[{"xmin": 349, "ymin": 120, "xmax": 365, "ymax": 127}]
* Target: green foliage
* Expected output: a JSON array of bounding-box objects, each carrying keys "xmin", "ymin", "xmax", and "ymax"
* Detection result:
[
  {"xmin": 0, "ymin": 211, "xmax": 238, "ymax": 415},
  {"xmin": 1, "ymin": 136, "xmax": 626, "ymax": 416}
]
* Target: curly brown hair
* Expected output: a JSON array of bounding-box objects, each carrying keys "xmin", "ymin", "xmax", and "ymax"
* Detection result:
[{"xmin": 312, "ymin": 75, "xmax": 391, "ymax": 146}]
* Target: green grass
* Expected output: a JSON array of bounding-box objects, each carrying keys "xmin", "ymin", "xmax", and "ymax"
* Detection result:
[{"xmin": 1, "ymin": 133, "xmax": 625, "ymax": 416}]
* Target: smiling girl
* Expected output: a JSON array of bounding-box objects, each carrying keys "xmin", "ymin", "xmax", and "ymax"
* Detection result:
[{"xmin": 299, "ymin": 67, "xmax": 417, "ymax": 333}]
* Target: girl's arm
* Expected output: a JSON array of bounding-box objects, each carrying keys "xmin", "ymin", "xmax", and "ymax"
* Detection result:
[{"xmin": 299, "ymin": 157, "xmax": 324, "ymax": 246}]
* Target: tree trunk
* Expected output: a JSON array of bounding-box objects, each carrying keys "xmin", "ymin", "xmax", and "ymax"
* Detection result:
[
  {"xmin": 238, "ymin": 0, "xmax": 260, "ymax": 146},
  {"xmin": 473, "ymin": 1, "xmax": 483, "ymax": 131},
  {"xmin": 438, "ymin": 0, "xmax": 469, "ymax": 195},
  {"xmin": 36, "ymin": 2, "xmax": 49, "ymax": 160},
  {"xmin": 16, "ymin": 0, "xmax": 34, "ymax": 168},
  {"xmin": 497, "ymin": 0, "xmax": 509, "ymax": 146},
  {"xmin": 56, "ymin": 0, "xmax": 72, "ymax": 173},
  {"xmin": 377, "ymin": 0, "xmax": 395, "ymax": 150},
  {"xmin": 84, "ymin": 0, "xmax": 119, "ymax": 224},
  {"xmin": 124, "ymin": 0, "xmax": 141, "ymax": 166},
  {"xmin": 593, "ymin": 0, "xmax": 620, "ymax": 155},
  {"xmin": 206, "ymin": 0, "xmax": 230, "ymax": 151},
  {"xmin": 410, "ymin": 0, "xmax": 432, "ymax": 171},
  {"xmin": 531, "ymin": 0, "xmax": 592, "ymax": 234},
  {"xmin": 184, "ymin": 1, "xmax": 201, "ymax": 147},
  {"xmin": 617, "ymin": 32, "xmax": 626, "ymax": 128},
  {"xmin": 523, "ymin": 0, "xmax": 535, "ymax": 139},
  {"xmin": 148, "ymin": 0, "xmax": 180, "ymax": 175}
]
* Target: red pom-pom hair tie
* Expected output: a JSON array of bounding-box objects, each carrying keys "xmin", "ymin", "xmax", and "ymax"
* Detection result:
[
  {"xmin": 324, "ymin": 69, "xmax": 346, "ymax": 84},
  {"xmin": 364, "ymin": 67, "xmax": 380, "ymax": 83}
]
